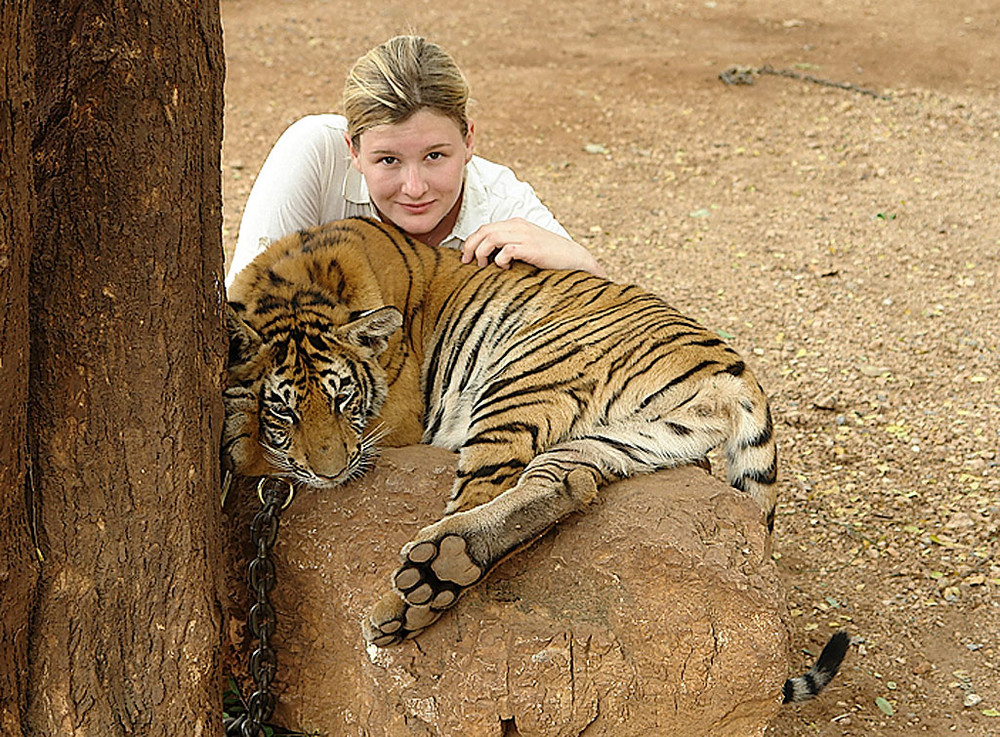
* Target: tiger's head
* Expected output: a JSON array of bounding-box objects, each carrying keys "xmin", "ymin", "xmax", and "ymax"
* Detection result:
[{"xmin": 222, "ymin": 301, "xmax": 403, "ymax": 489}]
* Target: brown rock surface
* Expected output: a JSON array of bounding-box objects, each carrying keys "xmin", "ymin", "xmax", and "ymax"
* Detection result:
[{"xmin": 237, "ymin": 446, "xmax": 791, "ymax": 736}]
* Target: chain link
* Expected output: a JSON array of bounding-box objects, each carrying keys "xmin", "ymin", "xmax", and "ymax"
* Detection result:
[{"xmin": 225, "ymin": 478, "xmax": 295, "ymax": 737}]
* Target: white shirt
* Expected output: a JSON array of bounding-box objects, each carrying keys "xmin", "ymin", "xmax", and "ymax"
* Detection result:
[{"xmin": 226, "ymin": 114, "xmax": 569, "ymax": 289}]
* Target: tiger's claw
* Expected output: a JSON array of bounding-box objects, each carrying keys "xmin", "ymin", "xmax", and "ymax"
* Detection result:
[{"xmin": 363, "ymin": 591, "xmax": 441, "ymax": 646}]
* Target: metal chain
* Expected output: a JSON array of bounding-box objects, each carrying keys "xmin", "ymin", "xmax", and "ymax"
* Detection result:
[
  {"xmin": 225, "ymin": 478, "xmax": 295, "ymax": 737},
  {"xmin": 719, "ymin": 64, "xmax": 892, "ymax": 101}
]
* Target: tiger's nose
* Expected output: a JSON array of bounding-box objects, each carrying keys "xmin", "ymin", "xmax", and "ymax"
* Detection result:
[{"xmin": 307, "ymin": 437, "xmax": 358, "ymax": 480}]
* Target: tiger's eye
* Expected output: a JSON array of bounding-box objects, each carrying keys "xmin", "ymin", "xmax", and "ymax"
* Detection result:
[
  {"xmin": 335, "ymin": 387, "xmax": 355, "ymax": 412},
  {"xmin": 268, "ymin": 403, "xmax": 296, "ymax": 423}
]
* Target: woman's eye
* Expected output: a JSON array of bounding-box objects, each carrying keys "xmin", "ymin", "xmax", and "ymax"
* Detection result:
[
  {"xmin": 426, "ymin": 151, "xmax": 443, "ymax": 161},
  {"xmin": 378, "ymin": 156, "xmax": 398, "ymax": 166}
]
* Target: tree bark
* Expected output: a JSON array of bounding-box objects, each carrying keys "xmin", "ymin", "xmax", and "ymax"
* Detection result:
[
  {"xmin": 24, "ymin": 1, "xmax": 228, "ymax": 733},
  {"xmin": 0, "ymin": 1, "xmax": 39, "ymax": 733}
]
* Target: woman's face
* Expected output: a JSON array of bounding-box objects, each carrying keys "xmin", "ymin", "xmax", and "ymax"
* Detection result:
[{"xmin": 348, "ymin": 109, "xmax": 474, "ymax": 242}]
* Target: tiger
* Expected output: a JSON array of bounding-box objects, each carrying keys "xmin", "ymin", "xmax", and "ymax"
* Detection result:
[{"xmin": 223, "ymin": 216, "xmax": 848, "ymax": 701}]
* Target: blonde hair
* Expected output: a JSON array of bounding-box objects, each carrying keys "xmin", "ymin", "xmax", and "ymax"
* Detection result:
[{"xmin": 343, "ymin": 35, "xmax": 470, "ymax": 147}]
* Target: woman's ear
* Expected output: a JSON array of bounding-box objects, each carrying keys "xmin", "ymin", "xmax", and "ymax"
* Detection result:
[
  {"xmin": 464, "ymin": 120, "xmax": 475, "ymax": 163},
  {"xmin": 345, "ymin": 132, "xmax": 363, "ymax": 173}
]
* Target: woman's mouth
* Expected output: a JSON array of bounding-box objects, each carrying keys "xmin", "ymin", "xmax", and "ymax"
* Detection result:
[{"xmin": 398, "ymin": 201, "xmax": 434, "ymax": 215}]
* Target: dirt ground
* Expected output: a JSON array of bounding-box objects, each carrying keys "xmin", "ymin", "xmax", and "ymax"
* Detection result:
[{"xmin": 219, "ymin": 1, "xmax": 999, "ymax": 734}]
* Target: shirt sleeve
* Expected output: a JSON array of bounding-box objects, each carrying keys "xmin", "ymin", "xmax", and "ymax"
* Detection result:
[{"xmin": 226, "ymin": 114, "xmax": 353, "ymax": 289}]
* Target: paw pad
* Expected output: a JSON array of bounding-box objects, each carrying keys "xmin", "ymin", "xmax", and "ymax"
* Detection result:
[
  {"xmin": 429, "ymin": 535, "xmax": 482, "ymax": 586},
  {"xmin": 394, "ymin": 533, "xmax": 483, "ymax": 607}
]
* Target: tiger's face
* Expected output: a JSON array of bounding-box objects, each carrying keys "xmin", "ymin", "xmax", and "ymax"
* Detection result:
[{"xmin": 223, "ymin": 304, "xmax": 403, "ymax": 488}]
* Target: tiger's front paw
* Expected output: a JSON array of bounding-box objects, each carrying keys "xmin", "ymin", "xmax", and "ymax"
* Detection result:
[{"xmin": 363, "ymin": 529, "xmax": 488, "ymax": 647}]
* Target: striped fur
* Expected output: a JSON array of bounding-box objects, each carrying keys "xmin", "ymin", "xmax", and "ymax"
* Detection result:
[
  {"xmin": 225, "ymin": 216, "xmax": 778, "ymax": 519},
  {"xmin": 224, "ymin": 217, "xmax": 846, "ymax": 700}
]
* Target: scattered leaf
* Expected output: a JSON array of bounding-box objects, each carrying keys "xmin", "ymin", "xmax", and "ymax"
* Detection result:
[
  {"xmin": 929, "ymin": 534, "xmax": 957, "ymax": 548},
  {"xmin": 876, "ymin": 696, "xmax": 895, "ymax": 716}
]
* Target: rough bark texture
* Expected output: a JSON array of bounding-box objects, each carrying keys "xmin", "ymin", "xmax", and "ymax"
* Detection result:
[
  {"xmin": 227, "ymin": 447, "xmax": 790, "ymax": 736},
  {"xmin": 25, "ymin": 1, "xmax": 227, "ymax": 733},
  {"xmin": 0, "ymin": 1, "xmax": 39, "ymax": 733}
]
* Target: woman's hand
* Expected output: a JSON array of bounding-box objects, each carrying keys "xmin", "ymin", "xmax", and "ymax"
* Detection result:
[{"xmin": 461, "ymin": 218, "xmax": 607, "ymax": 277}]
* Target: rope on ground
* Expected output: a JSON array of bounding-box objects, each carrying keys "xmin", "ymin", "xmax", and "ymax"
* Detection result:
[{"xmin": 719, "ymin": 64, "xmax": 892, "ymax": 101}]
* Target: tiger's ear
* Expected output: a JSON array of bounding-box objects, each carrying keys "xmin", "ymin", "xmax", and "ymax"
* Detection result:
[
  {"xmin": 226, "ymin": 303, "xmax": 263, "ymax": 368},
  {"xmin": 342, "ymin": 306, "xmax": 402, "ymax": 357}
]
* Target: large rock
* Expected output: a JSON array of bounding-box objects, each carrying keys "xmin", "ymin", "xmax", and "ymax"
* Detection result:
[{"xmin": 236, "ymin": 446, "xmax": 791, "ymax": 736}]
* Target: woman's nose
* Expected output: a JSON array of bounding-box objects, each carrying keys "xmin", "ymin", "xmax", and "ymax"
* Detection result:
[{"xmin": 401, "ymin": 165, "xmax": 428, "ymax": 197}]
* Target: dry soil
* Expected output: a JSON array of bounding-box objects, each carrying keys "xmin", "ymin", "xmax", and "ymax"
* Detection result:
[{"xmin": 220, "ymin": 1, "xmax": 1000, "ymax": 734}]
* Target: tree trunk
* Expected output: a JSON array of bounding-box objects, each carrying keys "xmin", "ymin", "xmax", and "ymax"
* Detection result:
[
  {"xmin": 23, "ymin": 1, "xmax": 228, "ymax": 733},
  {"xmin": 0, "ymin": 1, "xmax": 39, "ymax": 733}
]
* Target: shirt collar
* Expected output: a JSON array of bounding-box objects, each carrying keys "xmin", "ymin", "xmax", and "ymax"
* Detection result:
[{"xmin": 449, "ymin": 160, "xmax": 490, "ymax": 243}]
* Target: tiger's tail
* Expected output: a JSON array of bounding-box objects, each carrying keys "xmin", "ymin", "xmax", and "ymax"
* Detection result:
[{"xmin": 783, "ymin": 631, "xmax": 851, "ymax": 703}]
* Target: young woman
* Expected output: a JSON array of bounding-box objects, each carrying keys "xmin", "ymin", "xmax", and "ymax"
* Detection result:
[{"xmin": 225, "ymin": 35, "xmax": 605, "ymax": 289}]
